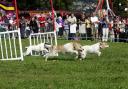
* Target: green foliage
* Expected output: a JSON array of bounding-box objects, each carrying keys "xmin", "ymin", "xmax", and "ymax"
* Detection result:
[
  {"xmin": 113, "ymin": 0, "xmax": 128, "ymax": 17},
  {"xmin": 51, "ymin": 0, "xmax": 74, "ymax": 10},
  {"xmin": 16, "ymin": 0, "xmax": 74, "ymax": 10},
  {"xmin": 0, "ymin": 39, "xmax": 128, "ymax": 89}
]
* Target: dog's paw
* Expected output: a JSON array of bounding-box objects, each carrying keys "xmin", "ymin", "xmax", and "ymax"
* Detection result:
[
  {"xmin": 98, "ymin": 52, "xmax": 101, "ymax": 56},
  {"xmin": 45, "ymin": 57, "xmax": 48, "ymax": 62},
  {"xmin": 79, "ymin": 58, "xmax": 83, "ymax": 61},
  {"xmin": 23, "ymin": 53, "xmax": 26, "ymax": 56},
  {"xmin": 75, "ymin": 56, "xmax": 78, "ymax": 59}
]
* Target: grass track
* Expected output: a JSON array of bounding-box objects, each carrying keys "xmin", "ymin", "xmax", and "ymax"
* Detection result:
[{"xmin": 0, "ymin": 39, "xmax": 128, "ymax": 89}]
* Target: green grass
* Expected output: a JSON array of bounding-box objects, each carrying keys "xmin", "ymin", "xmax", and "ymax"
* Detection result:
[{"xmin": 0, "ymin": 39, "xmax": 128, "ymax": 89}]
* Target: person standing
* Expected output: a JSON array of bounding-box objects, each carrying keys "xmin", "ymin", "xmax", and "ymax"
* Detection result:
[
  {"xmin": 98, "ymin": 18, "xmax": 103, "ymax": 41},
  {"xmin": 30, "ymin": 17, "xmax": 39, "ymax": 33},
  {"xmin": 46, "ymin": 16, "xmax": 53, "ymax": 32},
  {"xmin": 119, "ymin": 20, "xmax": 126, "ymax": 42},
  {"xmin": 38, "ymin": 14, "xmax": 46, "ymax": 32},
  {"xmin": 101, "ymin": 17, "xmax": 109, "ymax": 42},
  {"xmin": 57, "ymin": 15, "xmax": 63, "ymax": 37},
  {"xmin": 125, "ymin": 18, "xmax": 128, "ymax": 42},
  {"xmin": 85, "ymin": 17, "xmax": 92, "ymax": 40},
  {"xmin": 109, "ymin": 20, "xmax": 115, "ymax": 42},
  {"xmin": 63, "ymin": 14, "xmax": 70, "ymax": 40},
  {"xmin": 68, "ymin": 13, "xmax": 77, "ymax": 40},
  {"xmin": 25, "ymin": 20, "xmax": 30, "ymax": 37},
  {"xmin": 79, "ymin": 14, "xmax": 86, "ymax": 40},
  {"xmin": 19, "ymin": 16, "xmax": 26, "ymax": 38}
]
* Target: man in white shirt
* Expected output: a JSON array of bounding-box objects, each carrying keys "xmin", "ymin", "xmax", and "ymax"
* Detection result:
[{"xmin": 68, "ymin": 13, "xmax": 77, "ymax": 40}]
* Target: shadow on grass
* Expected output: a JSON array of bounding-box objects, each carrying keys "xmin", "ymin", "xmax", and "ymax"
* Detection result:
[
  {"xmin": 46, "ymin": 54, "xmax": 95, "ymax": 62},
  {"xmin": 24, "ymin": 52, "xmax": 99, "ymax": 62},
  {"xmin": 46, "ymin": 56, "xmax": 76, "ymax": 61}
]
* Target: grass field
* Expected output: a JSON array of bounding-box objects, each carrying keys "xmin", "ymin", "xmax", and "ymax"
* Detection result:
[{"xmin": 0, "ymin": 39, "xmax": 128, "ymax": 89}]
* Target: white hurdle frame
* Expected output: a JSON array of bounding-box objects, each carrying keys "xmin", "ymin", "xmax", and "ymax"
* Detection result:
[
  {"xmin": 29, "ymin": 31, "xmax": 57, "ymax": 56},
  {"xmin": 0, "ymin": 30, "xmax": 24, "ymax": 61}
]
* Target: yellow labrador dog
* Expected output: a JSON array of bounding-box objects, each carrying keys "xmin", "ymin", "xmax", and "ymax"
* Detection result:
[
  {"xmin": 23, "ymin": 43, "xmax": 49, "ymax": 56},
  {"xmin": 79, "ymin": 42, "xmax": 109, "ymax": 60},
  {"xmin": 44, "ymin": 42, "xmax": 82, "ymax": 61}
]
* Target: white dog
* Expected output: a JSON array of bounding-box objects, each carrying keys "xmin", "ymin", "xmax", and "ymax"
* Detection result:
[
  {"xmin": 23, "ymin": 43, "xmax": 50, "ymax": 56},
  {"xmin": 79, "ymin": 42, "xmax": 109, "ymax": 60},
  {"xmin": 43, "ymin": 42, "xmax": 82, "ymax": 61}
]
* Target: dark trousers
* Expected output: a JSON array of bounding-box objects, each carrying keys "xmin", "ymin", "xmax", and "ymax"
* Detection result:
[
  {"xmin": 114, "ymin": 30, "xmax": 119, "ymax": 42},
  {"xmin": 98, "ymin": 28, "xmax": 102, "ymax": 40},
  {"xmin": 69, "ymin": 33, "xmax": 76, "ymax": 40},
  {"xmin": 86, "ymin": 28, "xmax": 92, "ymax": 40},
  {"xmin": 80, "ymin": 33, "xmax": 86, "ymax": 40},
  {"xmin": 26, "ymin": 30, "xmax": 30, "ymax": 37},
  {"xmin": 58, "ymin": 27, "xmax": 63, "ymax": 36},
  {"xmin": 20, "ymin": 27, "xmax": 25, "ymax": 38},
  {"xmin": 33, "ymin": 29, "xmax": 39, "ymax": 33},
  {"xmin": 119, "ymin": 32, "xmax": 127, "ymax": 42}
]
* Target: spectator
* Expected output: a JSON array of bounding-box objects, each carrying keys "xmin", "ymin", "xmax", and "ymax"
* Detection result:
[
  {"xmin": 79, "ymin": 14, "xmax": 86, "ymax": 40},
  {"xmin": 34, "ymin": 16, "xmax": 40, "ymax": 31},
  {"xmin": 119, "ymin": 20, "xmax": 126, "ymax": 42},
  {"xmin": 57, "ymin": 15, "xmax": 63, "ymax": 37},
  {"xmin": 98, "ymin": 18, "xmax": 103, "ymax": 41},
  {"xmin": 25, "ymin": 20, "xmax": 30, "ymax": 37},
  {"xmin": 30, "ymin": 17, "xmax": 39, "ymax": 33},
  {"xmin": 109, "ymin": 20, "xmax": 115, "ymax": 42},
  {"xmin": 91, "ymin": 16, "xmax": 99, "ymax": 40},
  {"xmin": 113, "ymin": 20, "xmax": 120, "ymax": 42},
  {"xmin": 85, "ymin": 17, "xmax": 92, "ymax": 40},
  {"xmin": 19, "ymin": 16, "xmax": 26, "ymax": 38},
  {"xmin": 125, "ymin": 18, "xmax": 128, "ymax": 33},
  {"xmin": 93, "ymin": 21, "xmax": 99, "ymax": 40},
  {"xmin": 68, "ymin": 13, "xmax": 77, "ymax": 40},
  {"xmin": 125, "ymin": 18, "xmax": 128, "ymax": 42},
  {"xmin": 63, "ymin": 14, "xmax": 70, "ymax": 40},
  {"xmin": 46, "ymin": 16, "xmax": 53, "ymax": 32},
  {"xmin": 101, "ymin": 17, "xmax": 109, "ymax": 42},
  {"xmin": 38, "ymin": 14, "xmax": 46, "ymax": 32}
]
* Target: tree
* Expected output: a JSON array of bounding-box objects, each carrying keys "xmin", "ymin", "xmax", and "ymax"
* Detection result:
[
  {"xmin": 113, "ymin": 0, "xmax": 128, "ymax": 17},
  {"xmin": 4, "ymin": 0, "xmax": 76, "ymax": 11},
  {"xmin": 16, "ymin": 0, "xmax": 74, "ymax": 10}
]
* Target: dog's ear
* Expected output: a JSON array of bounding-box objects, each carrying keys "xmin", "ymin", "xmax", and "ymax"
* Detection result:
[
  {"xmin": 73, "ymin": 42, "xmax": 82, "ymax": 51},
  {"xmin": 78, "ymin": 48, "xmax": 84, "ymax": 52},
  {"xmin": 99, "ymin": 42, "xmax": 104, "ymax": 48}
]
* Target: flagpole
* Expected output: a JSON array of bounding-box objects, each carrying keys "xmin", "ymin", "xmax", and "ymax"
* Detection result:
[{"xmin": 14, "ymin": 0, "xmax": 19, "ymax": 29}]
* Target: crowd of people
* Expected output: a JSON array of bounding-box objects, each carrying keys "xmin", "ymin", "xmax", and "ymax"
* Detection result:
[
  {"xmin": 55, "ymin": 13, "xmax": 128, "ymax": 42},
  {"xmin": 0, "ymin": 12, "xmax": 128, "ymax": 42}
]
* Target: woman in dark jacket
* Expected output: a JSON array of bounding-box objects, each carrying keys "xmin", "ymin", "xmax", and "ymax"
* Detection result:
[
  {"xmin": 19, "ymin": 16, "xmax": 26, "ymax": 38},
  {"xmin": 29, "ymin": 17, "xmax": 39, "ymax": 33}
]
